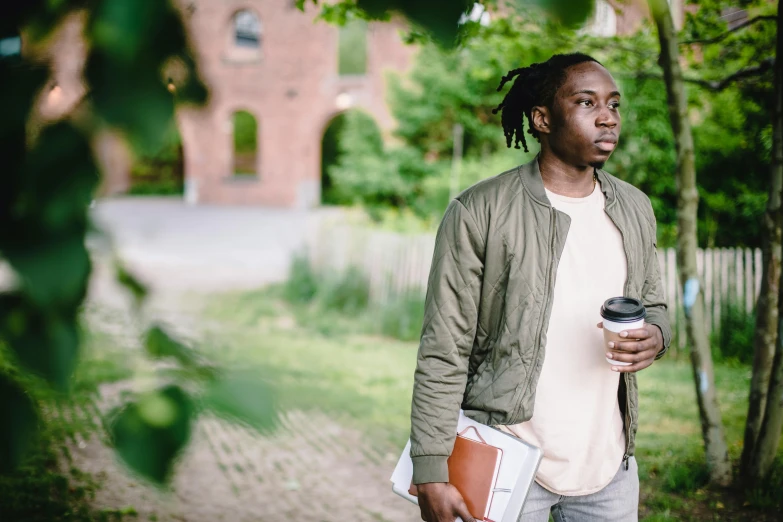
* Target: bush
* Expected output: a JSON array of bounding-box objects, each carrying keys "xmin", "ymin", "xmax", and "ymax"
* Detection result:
[
  {"xmin": 319, "ymin": 266, "xmax": 370, "ymax": 315},
  {"xmin": 283, "ymin": 254, "xmax": 319, "ymax": 304},
  {"xmin": 711, "ymin": 301, "xmax": 755, "ymax": 364},
  {"xmin": 376, "ymin": 291, "xmax": 426, "ymax": 342}
]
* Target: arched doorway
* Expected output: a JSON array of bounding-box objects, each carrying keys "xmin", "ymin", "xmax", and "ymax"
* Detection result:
[
  {"xmin": 232, "ymin": 110, "xmax": 259, "ymax": 178},
  {"xmin": 128, "ymin": 122, "xmax": 184, "ymax": 195},
  {"xmin": 320, "ymin": 109, "xmax": 382, "ymax": 205}
]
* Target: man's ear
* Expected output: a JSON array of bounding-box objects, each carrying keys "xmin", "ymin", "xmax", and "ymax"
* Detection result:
[{"xmin": 531, "ymin": 105, "xmax": 550, "ymax": 135}]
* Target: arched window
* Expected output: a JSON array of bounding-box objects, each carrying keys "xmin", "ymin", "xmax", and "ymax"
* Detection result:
[
  {"xmin": 583, "ymin": 0, "xmax": 617, "ymax": 37},
  {"xmin": 233, "ymin": 110, "xmax": 258, "ymax": 177},
  {"xmin": 338, "ymin": 19, "xmax": 367, "ymax": 76},
  {"xmin": 234, "ymin": 10, "xmax": 261, "ymax": 48}
]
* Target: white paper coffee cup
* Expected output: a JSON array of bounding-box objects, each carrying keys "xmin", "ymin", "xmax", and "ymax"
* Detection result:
[{"xmin": 600, "ymin": 297, "xmax": 646, "ymax": 366}]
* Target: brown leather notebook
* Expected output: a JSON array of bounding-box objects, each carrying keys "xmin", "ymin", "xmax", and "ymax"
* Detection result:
[{"xmin": 409, "ymin": 427, "xmax": 503, "ymax": 521}]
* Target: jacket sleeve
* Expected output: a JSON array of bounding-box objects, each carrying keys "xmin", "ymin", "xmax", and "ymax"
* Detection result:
[
  {"xmin": 641, "ymin": 200, "xmax": 672, "ymax": 359},
  {"xmin": 410, "ymin": 198, "xmax": 485, "ymax": 484}
]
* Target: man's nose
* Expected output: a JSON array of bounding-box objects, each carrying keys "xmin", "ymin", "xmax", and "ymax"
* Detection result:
[{"xmin": 596, "ymin": 107, "xmax": 618, "ymax": 127}]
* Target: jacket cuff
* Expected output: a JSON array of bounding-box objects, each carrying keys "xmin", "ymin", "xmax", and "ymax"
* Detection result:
[
  {"xmin": 646, "ymin": 315, "xmax": 670, "ymax": 360},
  {"xmin": 411, "ymin": 455, "xmax": 449, "ymax": 484}
]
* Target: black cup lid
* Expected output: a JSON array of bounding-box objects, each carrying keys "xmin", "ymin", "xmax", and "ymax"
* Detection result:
[{"xmin": 600, "ymin": 297, "xmax": 646, "ymax": 323}]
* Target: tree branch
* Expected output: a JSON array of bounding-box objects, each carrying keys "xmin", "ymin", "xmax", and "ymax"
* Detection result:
[
  {"xmin": 681, "ymin": 15, "xmax": 776, "ymax": 45},
  {"xmin": 632, "ymin": 57, "xmax": 775, "ymax": 91}
]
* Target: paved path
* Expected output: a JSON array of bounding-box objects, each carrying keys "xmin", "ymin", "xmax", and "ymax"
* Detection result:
[
  {"xmin": 75, "ymin": 198, "xmax": 419, "ymax": 521},
  {"xmin": 90, "ymin": 197, "xmax": 340, "ymax": 292}
]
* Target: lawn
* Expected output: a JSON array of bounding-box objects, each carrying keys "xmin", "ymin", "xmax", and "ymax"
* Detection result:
[{"xmin": 204, "ymin": 289, "xmax": 783, "ymax": 521}]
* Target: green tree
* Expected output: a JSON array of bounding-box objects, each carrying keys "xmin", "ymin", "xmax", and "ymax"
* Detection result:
[{"xmin": 1, "ymin": 0, "xmax": 274, "ymax": 485}]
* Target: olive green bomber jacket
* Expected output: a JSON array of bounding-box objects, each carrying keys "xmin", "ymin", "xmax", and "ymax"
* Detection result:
[{"xmin": 410, "ymin": 157, "xmax": 672, "ymax": 485}]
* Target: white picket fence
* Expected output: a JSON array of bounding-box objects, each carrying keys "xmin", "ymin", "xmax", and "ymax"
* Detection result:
[{"xmin": 307, "ymin": 224, "xmax": 763, "ymax": 354}]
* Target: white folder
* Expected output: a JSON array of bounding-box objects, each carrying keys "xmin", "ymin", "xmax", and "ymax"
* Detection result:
[{"xmin": 390, "ymin": 410, "xmax": 543, "ymax": 522}]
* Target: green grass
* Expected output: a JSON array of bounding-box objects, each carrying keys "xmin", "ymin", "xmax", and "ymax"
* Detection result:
[
  {"xmin": 202, "ymin": 296, "xmax": 418, "ymax": 447},
  {"xmin": 205, "ymin": 289, "xmax": 783, "ymax": 521}
]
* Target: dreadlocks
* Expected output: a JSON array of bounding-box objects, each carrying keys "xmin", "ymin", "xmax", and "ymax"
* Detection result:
[{"xmin": 493, "ymin": 53, "xmax": 601, "ymax": 152}]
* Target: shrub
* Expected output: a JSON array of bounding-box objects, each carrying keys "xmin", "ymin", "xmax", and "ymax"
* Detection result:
[
  {"xmin": 376, "ymin": 291, "xmax": 426, "ymax": 342},
  {"xmin": 319, "ymin": 266, "xmax": 370, "ymax": 315},
  {"xmin": 711, "ymin": 301, "xmax": 755, "ymax": 364},
  {"xmin": 283, "ymin": 254, "xmax": 319, "ymax": 304}
]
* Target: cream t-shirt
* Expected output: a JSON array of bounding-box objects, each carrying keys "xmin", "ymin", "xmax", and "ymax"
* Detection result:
[{"xmin": 499, "ymin": 181, "xmax": 627, "ymax": 496}]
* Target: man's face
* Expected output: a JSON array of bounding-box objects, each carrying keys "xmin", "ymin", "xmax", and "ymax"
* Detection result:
[{"xmin": 543, "ymin": 61, "xmax": 622, "ymax": 169}]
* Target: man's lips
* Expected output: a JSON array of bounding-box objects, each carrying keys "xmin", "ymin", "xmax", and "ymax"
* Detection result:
[{"xmin": 595, "ymin": 135, "xmax": 618, "ymax": 152}]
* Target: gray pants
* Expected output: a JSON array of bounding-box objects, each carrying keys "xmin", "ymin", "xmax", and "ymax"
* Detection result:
[{"xmin": 520, "ymin": 457, "xmax": 639, "ymax": 522}]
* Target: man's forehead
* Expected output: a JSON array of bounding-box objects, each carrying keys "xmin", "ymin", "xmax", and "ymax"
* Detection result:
[{"xmin": 559, "ymin": 62, "xmax": 619, "ymax": 96}]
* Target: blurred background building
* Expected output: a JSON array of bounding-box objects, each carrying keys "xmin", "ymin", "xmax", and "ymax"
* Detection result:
[{"xmin": 40, "ymin": 0, "xmax": 699, "ymax": 208}]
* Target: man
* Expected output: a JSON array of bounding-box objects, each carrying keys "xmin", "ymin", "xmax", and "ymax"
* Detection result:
[{"xmin": 410, "ymin": 53, "xmax": 671, "ymax": 522}]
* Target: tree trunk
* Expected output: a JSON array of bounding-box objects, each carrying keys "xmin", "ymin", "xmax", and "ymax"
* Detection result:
[
  {"xmin": 741, "ymin": 200, "xmax": 782, "ymax": 480},
  {"xmin": 747, "ymin": 0, "xmax": 783, "ymax": 483},
  {"xmin": 740, "ymin": 35, "xmax": 783, "ymax": 478},
  {"xmin": 648, "ymin": 0, "xmax": 732, "ymax": 486}
]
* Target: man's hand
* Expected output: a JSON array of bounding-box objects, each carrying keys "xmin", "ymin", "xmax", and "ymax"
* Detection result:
[
  {"xmin": 416, "ymin": 482, "xmax": 476, "ymax": 522},
  {"xmin": 597, "ymin": 321, "xmax": 664, "ymax": 373}
]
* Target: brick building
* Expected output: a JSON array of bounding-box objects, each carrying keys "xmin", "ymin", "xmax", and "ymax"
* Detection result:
[
  {"xmin": 31, "ymin": 0, "xmax": 697, "ymax": 208},
  {"xmin": 173, "ymin": 1, "xmax": 415, "ymax": 208}
]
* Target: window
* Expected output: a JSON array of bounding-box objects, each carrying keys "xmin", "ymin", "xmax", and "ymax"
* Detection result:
[
  {"xmin": 338, "ymin": 20, "xmax": 367, "ymax": 76},
  {"xmin": 721, "ymin": 7, "xmax": 748, "ymax": 31},
  {"xmin": 584, "ymin": 0, "xmax": 617, "ymax": 37},
  {"xmin": 234, "ymin": 10, "xmax": 261, "ymax": 48},
  {"xmin": 233, "ymin": 110, "xmax": 258, "ymax": 177}
]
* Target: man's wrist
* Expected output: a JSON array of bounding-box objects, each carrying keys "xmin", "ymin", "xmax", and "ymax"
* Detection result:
[{"xmin": 651, "ymin": 324, "xmax": 666, "ymax": 359}]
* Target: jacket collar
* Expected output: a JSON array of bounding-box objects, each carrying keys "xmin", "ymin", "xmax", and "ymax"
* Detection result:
[{"xmin": 518, "ymin": 154, "xmax": 617, "ymax": 208}]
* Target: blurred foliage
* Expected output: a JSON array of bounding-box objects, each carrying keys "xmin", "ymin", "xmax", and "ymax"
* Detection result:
[
  {"xmin": 711, "ymin": 301, "xmax": 757, "ymax": 365},
  {"xmin": 281, "ymin": 254, "xmax": 425, "ymax": 342},
  {"xmin": 338, "ymin": 19, "xmax": 368, "ymax": 75},
  {"xmin": 0, "ymin": 0, "xmax": 275, "ymax": 489},
  {"xmin": 129, "ymin": 122, "xmax": 183, "ymax": 195},
  {"xmin": 299, "ymin": 0, "xmax": 596, "ymax": 45},
  {"xmin": 324, "ymin": 110, "xmax": 433, "ymax": 208},
  {"xmin": 109, "ymin": 385, "xmax": 194, "ymax": 484},
  {"xmin": 233, "ymin": 110, "xmax": 257, "ymax": 154},
  {"xmin": 232, "ymin": 110, "xmax": 257, "ymax": 177},
  {"xmin": 284, "ymin": 254, "xmax": 320, "ymax": 303},
  {"xmin": 322, "ymin": 2, "xmax": 775, "ymax": 249}
]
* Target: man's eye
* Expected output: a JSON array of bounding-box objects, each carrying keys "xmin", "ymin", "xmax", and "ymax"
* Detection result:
[
  {"xmin": 578, "ymin": 100, "xmax": 593, "ymax": 107},
  {"xmin": 610, "ymin": 102, "xmax": 621, "ymax": 109}
]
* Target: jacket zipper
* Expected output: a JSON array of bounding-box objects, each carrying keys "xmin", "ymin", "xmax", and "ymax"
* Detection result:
[
  {"xmin": 513, "ymin": 208, "xmax": 557, "ymax": 418},
  {"xmin": 623, "ymin": 373, "xmax": 631, "ymax": 470},
  {"xmin": 604, "ymin": 202, "xmax": 634, "ymax": 471}
]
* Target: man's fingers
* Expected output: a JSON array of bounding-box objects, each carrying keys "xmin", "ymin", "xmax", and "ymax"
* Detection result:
[
  {"xmin": 607, "ymin": 347, "xmax": 657, "ymax": 364},
  {"xmin": 618, "ymin": 325, "xmax": 653, "ymax": 340},
  {"xmin": 610, "ymin": 336, "xmax": 658, "ymax": 354},
  {"xmin": 612, "ymin": 357, "xmax": 654, "ymax": 373},
  {"xmin": 597, "ymin": 321, "xmax": 603, "ymax": 328},
  {"xmin": 455, "ymin": 500, "xmax": 476, "ymax": 522}
]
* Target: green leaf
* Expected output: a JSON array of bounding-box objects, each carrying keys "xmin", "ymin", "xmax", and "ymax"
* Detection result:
[
  {"xmin": 1, "ymin": 122, "xmax": 97, "ymax": 309},
  {"xmin": 0, "ymin": 373, "xmax": 40, "ymax": 473},
  {"xmin": 357, "ymin": 0, "xmax": 471, "ymax": 46},
  {"xmin": 85, "ymin": 0, "xmax": 209, "ymax": 154},
  {"xmin": 116, "ymin": 261, "xmax": 148, "ymax": 305},
  {"xmin": 0, "ymin": 293, "xmax": 80, "ymax": 391},
  {"xmin": 109, "ymin": 385, "xmax": 193, "ymax": 484},
  {"xmin": 202, "ymin": 370, "xmax": 277, "ymax": 431},
  {"xmin": 144, "ymin": 325, "xmax": 196, "ymax": 367},
  {"xmin": 520, "ymin": 0, "xmax": 595, "ymax": 28}
]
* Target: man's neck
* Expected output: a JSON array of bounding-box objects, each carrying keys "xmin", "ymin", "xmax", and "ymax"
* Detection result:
[{"xmin": 538, "ymin": 150, "xmax": 596, "ymax": 198}]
